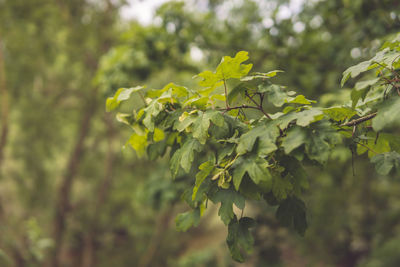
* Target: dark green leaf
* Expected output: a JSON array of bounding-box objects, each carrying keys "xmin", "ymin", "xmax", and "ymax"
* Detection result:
[
  {"xmin": 371, "ymin": 152, "xmax": 400, "ymax": 175},
  {"xmin": 276, "ymin": 197, "xmax": 307, "ymax": 235},
  {"xmin": 282, "ymin": 126, "xmax": 307, "ymax": 154},
  {"xmin": 210, "ymin": 188, "xmax": 245, "ymax": 225},
  {"xmin": 232, "ymin": 155, "xmax": 272, "ymax": 190},
  {"xmin": 226, "ymin": 217, "xmax": 256, "ymax": 262},
  {"xmin": 237, "ymin": 122, "xmax": 279, "ymax": 156},
  {"xmin": 272, "ymin": 175, "xmax": 293, "ymax": 201}
]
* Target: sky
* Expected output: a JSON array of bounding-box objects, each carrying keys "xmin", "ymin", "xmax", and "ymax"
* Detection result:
[
  {"xmin": 120, "ymin": 0, "xmax": 171, "ymax": 25},
  {"xmin": 120, "ymin": 0, "xmax": 306, "ymax": 61},
  {"xmin": 120, "ymin": 0, "xmax": 306, "ymax": 25}
]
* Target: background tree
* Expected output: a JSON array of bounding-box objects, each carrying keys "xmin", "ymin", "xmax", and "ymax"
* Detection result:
[{"xmin": 0, "ymin": 0, "xmax": 399, "ymax": 266}]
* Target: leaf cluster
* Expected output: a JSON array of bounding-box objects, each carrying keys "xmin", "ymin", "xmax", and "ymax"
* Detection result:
[{"xmin": 107, "ymin": 35, "xmax": 400, "ymax": 262}]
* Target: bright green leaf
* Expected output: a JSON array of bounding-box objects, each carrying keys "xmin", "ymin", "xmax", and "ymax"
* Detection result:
[
  {"xmin": 128, "ymin": 132, "xmax": 148, "ymax": 156},
  {"xmin": 153, "ymin": 128, "xmax": 165, "ymax": 142}
]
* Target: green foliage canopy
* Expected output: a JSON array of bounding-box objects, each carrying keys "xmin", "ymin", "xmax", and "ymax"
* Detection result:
[{"xmin": 108, "ymin": 35, "xmax": 400, "ymax": 262}]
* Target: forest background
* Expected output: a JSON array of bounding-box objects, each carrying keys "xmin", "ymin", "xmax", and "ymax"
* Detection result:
[{"xmin": 0, "ymin": 0, "xmax": 400, "ymax": 266}]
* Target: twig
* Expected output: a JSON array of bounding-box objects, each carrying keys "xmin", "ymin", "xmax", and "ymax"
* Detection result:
[
  {"xmin": 351, "ymin": 146, "xmax": 355, "ymax": 177},
  {"xmin": 354, "ymin": 141, "xmax": 379, "ymax": 155},
  {"xmin": 340, "ymin": 112, "xmax": 377, "ymax": 127},
  {"xmin": 244, "ymin": 91, "xmax": 272, "ymax": 119},
  {"xmin": 223, "ymin": 78, "xmax": 229, "ymax": 109},
  {"xmin": 220, "ymin": 104, "xmax": 260, "ymax": 112},
  {"xmin": 138, "ymin": 91, "xmax": 147, "ymax": 106}
]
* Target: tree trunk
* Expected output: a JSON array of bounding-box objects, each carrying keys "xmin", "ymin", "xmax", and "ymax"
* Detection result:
[
  {"xmin": 50, "ymin": 97, "xmax": 97, "ymax": 267},
  {"xmin": 81, "ymin": 114, "xmax": 116, "ymax": 267},
  {"xmin": 0, "ymin": 38, "xmax": 9, "ymax": 171}
]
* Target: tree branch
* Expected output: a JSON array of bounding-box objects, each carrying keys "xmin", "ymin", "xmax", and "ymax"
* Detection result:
[
  {"xmin": 340, "ymin": 112, "xmax": 377, "ymax": 127},
  {"xmin": 220, "ymin": 104, "xmax": 261, "ymax": 112}
]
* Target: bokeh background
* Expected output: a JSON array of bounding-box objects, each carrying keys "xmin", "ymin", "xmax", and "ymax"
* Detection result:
[{"xmin": 0, "ymin": 0, "xmax": 400, "ymax": 266}]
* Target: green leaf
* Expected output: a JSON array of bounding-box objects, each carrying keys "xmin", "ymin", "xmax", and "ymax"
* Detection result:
[
  {"xmin": 276, "ymin": 197, "xmax": 307, "ymax": 235},
  {"xmin": 239, "ymin": 177, "xmax": 262, "ymax": 200},
  {"xmin": 210, "ymin": 189, "xmax": 245, "ymax": 225},
  {"xmin": 259, "ymin": 84, "xmax": 287, "ymax": 107},
  {"xmin": 232, "ymin": 155, "xmax": 272, "ymax": 190},
  {"xmin": 226, "ymin": 217, "xmax": 255, "ymax": 262},
  {"xmin": 180, "ymin": 138, "xmax": 203, "ymax": 172},
  {"xmin": 142, "ymin": 100, "xmax": 163, "ymax": 131},
  {"xmin": 372, "ymin": 97, "xmax": 400, "ymax": 131},
  {"xmin": 176, "ymin": 209, "xmax": 201, "ymax": 232},
  {"xmin": 192, "ymin": 110, "xmax": 224, "ymax": 144},
  {"xmin": 228, "ymin": 83, "xmax": 247, "ymax": 104},
  {"xmin": 170, "ymin": 149, "xmax": 183, "ymax": 178},
  {"xmin": 341, "ymin": 60, "xmax": 372, "ymax": 87},
  {"xmin": 357, "ymin": 132, "xmax": 390, "ymax": 158},
  {"xmin": 273, "ymin": 112, "xmax": 298, "ymax": 129},
  {"xmin": 147, "ymin": 83, "xmax": 188, "ymax": 98},
  {"xmin": 193, "ymin": 160, "xmax": 215, "ymax": 201},
  {"xmin": 170, "ymin": 138, "xmax": 203, "ymax": 177},
  {"xmin": 195, "ymin": 70, "xmax": 220, "ymax": 87},
  {"xmin": 240, "ymin": 70, "xmax": 283, "ymax": 81},
  {"xmin": 355, "ymin": 78, "xmax": 380, "ymax": 90},
  {"xmin": 323, "ymin": 107, "xmax": 357, "ymax": 121},
  {"xmin": 106, "ymin": 86, "xmax": 145, "ymax": 112},
  {"xmin": 282, "ymin": 126, "xmax": 307, "ymax": 154},
  {"xmin": 272, "ymin": 175, "xmax": 293, "ymax": 201},
  {"xmin": 195, "ymin": 51, "xmax": 252, "ymax": 89},
  {"xmin": 128, "ymin": 132, "xmax": 148, "ymax": 156},
  {"xmin": 147, "ymin": 141, "xmax": 167, "ymax": 160},
  {"xmin": 115, "ymin": 113, "xmax": 134, "ymax": 126},
  {"xmin": 281, "ymin": 156, "xmax": 309, "ymax": 193},
  {"xmin": 304, "ymin": 121, "xmax": 341, "ymax": 164},
  {"xmin": 216, "ymin": 51, "xmax": 253, "ymax": 80},
  {"xmin": 296, "ymin": 109, "xmax": 324, "ymax": 127},
  {"xmin": 183, "ymin": 95, "xmax": 210, "ymax": 108},
  {"xmin": 237, "ymin": 122, "xmax": 279, "ymax": 156},
  {"xmin": 153, "ymin": 128, "xmax": 165, "ymax": 142},
  {"xmin": 274, "ymin": 109, "xmax": 324, "ymax": 129},
  {"xmin": 175, "ymin": 111, "xmax": 197, "ymax": 132},
  {"xmin": 371, "ymin": 152, "xmax": 400, "ymax": 175},
  {"xmin": 350, "ymin": 87, "xmax": 369, "ymax": 108},
  {"xmin": 285, "ymin": 95, "xmax": 316, "ymax": 105}
]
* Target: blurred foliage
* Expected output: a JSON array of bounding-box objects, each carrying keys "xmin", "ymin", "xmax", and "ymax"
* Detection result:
[{"xmin": 0, "ymin": 0, "xmax": 400, "ymax": 266}]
